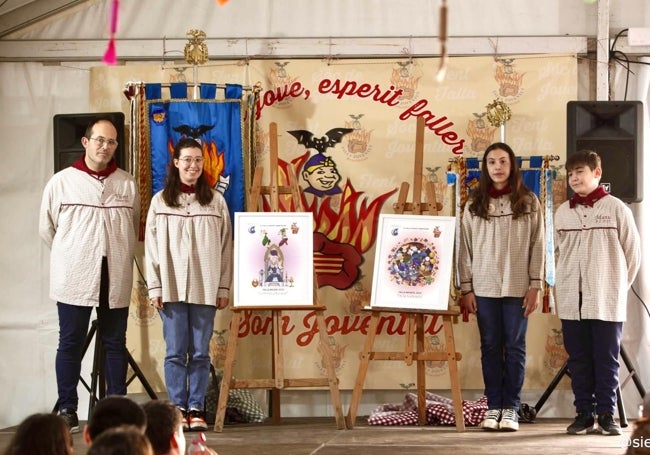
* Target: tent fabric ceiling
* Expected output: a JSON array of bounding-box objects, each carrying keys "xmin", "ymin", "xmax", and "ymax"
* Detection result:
[
  {"xmin": 0, "ymin": 0, "xmax": 650, "ymax": 39},
  {"xmin": 1, "ymin": 0, "xmax": 649, "ymax": 39},
  {"xmin": 0, "ymin": 0, "xmax": 649, "ymax": 61}
]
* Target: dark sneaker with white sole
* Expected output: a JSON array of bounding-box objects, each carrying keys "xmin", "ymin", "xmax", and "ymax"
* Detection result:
[
  {"xmin": 567, "ymin": 413, "xmax": 595, "ymax": 435},
  {"xmin": 597, "ymin": 413, "xmax": 622, "ymax": 435}
]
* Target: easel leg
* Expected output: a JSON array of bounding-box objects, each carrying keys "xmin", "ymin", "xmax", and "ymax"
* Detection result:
[
  {"xmin": 271, "ymin": 310, "xmax": 283, "ymax": 424},
  {"xmin": 214, "ymin": 311, "xmax": 241, "ymax": 432},
  {"xmin": 443, "ymin": 315, "xmax": 465, "ymax": 432},
  {"xmin": 315, "ymin": 310, "xmax": 346, "ymax": 429},
  {"xmin": 346, "ymin": 311, "xmax": 380, "ymax": 428},
  {"xmin": 416, "ymin": 314, "xmax": 427, "ymax": 425}
]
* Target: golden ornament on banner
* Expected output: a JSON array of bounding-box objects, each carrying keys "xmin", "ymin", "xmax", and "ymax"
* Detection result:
[
  {"xmin": 485, "ymin": 99, "xmax": 512, "ymax": 127},
  {"xmin": 184, "ymin": 29, "xmax": 209, "ymax": 65}
]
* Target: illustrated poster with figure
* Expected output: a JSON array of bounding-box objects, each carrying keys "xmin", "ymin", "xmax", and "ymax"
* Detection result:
[
  {"xmin": 370, "ymin": 214, "xmax": 456, "ymax": 311},
  {"xmin": 234, "ymin": 212, "xmax": 314, "ymax": 307}
]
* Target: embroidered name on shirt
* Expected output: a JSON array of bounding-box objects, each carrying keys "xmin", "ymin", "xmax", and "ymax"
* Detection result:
[
  {"xmin": 113, "ymin": 194, "xmax": 130, "ymax": 203},
  {"xmin": 198, "ymin": 204, "xmax": 217, "ymax": 213},
  {"xmin": 595, "ymin": 214, "xmax": 612, "ymax": 223}
]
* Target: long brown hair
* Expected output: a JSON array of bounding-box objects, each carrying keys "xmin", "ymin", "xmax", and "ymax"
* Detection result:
[
  {"xmin": 161, "ymin": 137, "xmax": 214, "ymax": 207},
  {"xmin": 4, "ymin": 413, "xmax": 73, "ymax": 455},
  {"xmin": 468, "ymin": 142, "xmax": 534, "ymax": 220}
]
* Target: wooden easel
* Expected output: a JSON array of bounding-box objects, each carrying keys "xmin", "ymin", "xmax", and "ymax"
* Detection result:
[
  {"xmin": 345, "ymin": 116, "xmax": 465, "ymax": 432},
  {"xmin": 213, "ymin": 122, "xmax": 346, "ymax": 432}
]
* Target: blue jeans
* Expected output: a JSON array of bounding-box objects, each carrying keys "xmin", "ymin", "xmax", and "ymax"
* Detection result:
[
  {"xmin": 561, "ymin": 318, "xmax": 622, "ymax": 416},
  {"xmin": 160, "ymin": 302, "xmax": 216, "ymax": 411},
  {"xmin": 56, "ymin": 302, "xmax": 129, "ymax": 411},
  {"xmin": 476, "ymin": 296, "xmax": 528, "ymax": 410}
]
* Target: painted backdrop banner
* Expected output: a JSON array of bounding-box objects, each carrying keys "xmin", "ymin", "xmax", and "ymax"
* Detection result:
[{"xmin": 90, "ymin": 55, "xmax": 575, "ymax": 392}]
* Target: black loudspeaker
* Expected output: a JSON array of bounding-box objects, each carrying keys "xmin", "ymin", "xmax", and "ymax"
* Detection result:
[
  {"xmin": 566, "ymin": 101, "xmax": 643, "ymax": 203},
  {"xmin": 53, "ymin": 112, "xmax": 126, "ymax": 173}
]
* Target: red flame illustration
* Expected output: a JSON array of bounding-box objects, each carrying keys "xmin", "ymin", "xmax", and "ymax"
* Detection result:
[{"xmin": 261, "ymin": 152, "xmax": 397, "ymax": 289}]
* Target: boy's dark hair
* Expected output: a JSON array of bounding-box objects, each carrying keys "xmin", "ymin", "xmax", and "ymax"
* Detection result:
[
  {"xmin": 469, "ymin": 142, "xmax": 536, "ymax": 220},
  {"xmin": 565, "ymin": 149, "xmax": 601, "ymax": 172},
  {"xmin": 142, "ymin": 400, "xmax": 183, "ymax": 454},
  {"xmin": 161, "ymin": 137, "xmax": 214, "ymax": 207},
  {"xmin": 87, "ymin": 396, "xmax": 147, "ymax": 441}
]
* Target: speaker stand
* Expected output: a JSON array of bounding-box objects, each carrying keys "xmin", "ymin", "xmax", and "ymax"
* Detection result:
[
  {"xmin": 53, "ymin": 319, "xmax": 157, "ymax": 420},
  {"xmin": 534, "ymin": 346, "xmax": 646, "ymax": 428}
]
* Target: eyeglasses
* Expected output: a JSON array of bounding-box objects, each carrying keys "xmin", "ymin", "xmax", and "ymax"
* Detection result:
[
  {"xmin": 177, "ymin": 157, "xmax": 204, "ymax": 165},
  {"xmin": 89, "ymin": 136, "xmax": 118, "ymax": 148}
]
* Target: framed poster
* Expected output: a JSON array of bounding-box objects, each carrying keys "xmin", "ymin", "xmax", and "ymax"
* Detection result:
[
  {"xmin": 370, "ymin": 214, "xmax": 456, "ymax": 311},
  {"xmin": 234, "ymin": 212, "xmax": 314, "ymax": 307}
]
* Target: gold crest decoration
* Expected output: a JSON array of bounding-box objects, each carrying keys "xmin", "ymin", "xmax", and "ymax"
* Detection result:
[
  {"xmin": 485, "ymin": 99, "xmax": 512, "ymax": 142},
  {"xmin": 485, "ymin": 99, "xmax": 512, "ymax": 127},
  {"xmin": 184, "ymin": 29, "xmax": 209, "ymax": 65}
]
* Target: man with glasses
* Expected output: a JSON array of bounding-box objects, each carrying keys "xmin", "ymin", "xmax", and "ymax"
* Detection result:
[{"xmin": 39, "ymin": 116, "xmax": 140, "ymax": 433}]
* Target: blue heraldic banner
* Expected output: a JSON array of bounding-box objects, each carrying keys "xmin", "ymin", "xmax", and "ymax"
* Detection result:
[{"xmin": 145, "ymin": 82, "xmax": 245, "ymax": 223}]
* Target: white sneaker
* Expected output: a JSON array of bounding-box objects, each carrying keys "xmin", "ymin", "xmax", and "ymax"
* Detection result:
[
  {"xmin": 481, "ymin": 409, "xmax": 501, "ymax": 430},
  {"xmin": 499, "ymin": 408, "xmax": 519, "ymax": 431}
]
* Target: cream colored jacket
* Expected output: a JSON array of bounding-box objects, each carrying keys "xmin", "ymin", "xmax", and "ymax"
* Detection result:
[
  {"xmin": 39, "ymin": 167, "xmax": 140, "ymax": 308},
  {"xmin": 459, "ymin": 193, "xmax": 545, "ymax": 298},
  {"xmin": 145, "ymin": 189, "xmax": 233, "ymax": 305},
  {"xmin": 554, "ymin": 195, "xmax": 641, "ymax": 321}
]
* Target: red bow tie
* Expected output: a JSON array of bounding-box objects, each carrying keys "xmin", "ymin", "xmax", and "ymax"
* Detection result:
[
  {"xmin": 180, "ymin": 183, "xmax": 196, "ymax": 194},
  {"xmin": 569, "ymin": 186, "xmax": 608, "ymax": 208}
]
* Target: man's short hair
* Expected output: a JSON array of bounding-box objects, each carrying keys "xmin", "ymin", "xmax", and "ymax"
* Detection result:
[{"xmin": 87, "ymin": 396, "xmax": 147, "ymax": 441}]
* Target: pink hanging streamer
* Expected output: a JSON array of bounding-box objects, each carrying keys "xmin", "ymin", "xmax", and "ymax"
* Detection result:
[{"xmin": 102, "ymin": 0, "xmax": 119, "ymax": 65}]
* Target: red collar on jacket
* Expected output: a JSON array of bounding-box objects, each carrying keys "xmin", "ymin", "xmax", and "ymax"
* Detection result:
[
  {"xmin": 72, "ymin": 154, "xmax": 117, "ymax": 178},
  {"xmin": 487, "ymin": 184, "xmax": 511, "ymax": 198}
]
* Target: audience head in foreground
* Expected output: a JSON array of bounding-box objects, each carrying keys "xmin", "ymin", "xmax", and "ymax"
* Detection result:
[
  {"xmin": 3, "ymin": 413, "xmax": 73, "ymax": 455},
  {"xmin": 86, "ymin": 425, "xmax": 153, "ymax": 455},
  {"xmin": 84, "ymin": 396, "xmax": 147, "ymax": 445},
  {"xmin": 142, "ymin": 400, "xmax": 186, "ymax": 455}
]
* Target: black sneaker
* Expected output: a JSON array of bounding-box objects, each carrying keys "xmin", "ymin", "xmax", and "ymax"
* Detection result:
[
  {"xmin": 597, "ymin": 413, "xmax": 622, "ymax": 435},
  {"xmin": 58, "ymin": 409, "xmax": 80, "ymax": 434},
  {"xmin": 567, "ymin": 413, "xmax": 595, "ymax": 435}
]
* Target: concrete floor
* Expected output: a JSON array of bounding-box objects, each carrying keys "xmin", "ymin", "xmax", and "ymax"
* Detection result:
[{"xmin": 0, "ymin": 416, "xmax": 637, "ymax": 455}]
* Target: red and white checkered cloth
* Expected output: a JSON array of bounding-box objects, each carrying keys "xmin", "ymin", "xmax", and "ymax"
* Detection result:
[{"xmin": 367, "ymin": 393, "xmax": 488, "ymax": 426}]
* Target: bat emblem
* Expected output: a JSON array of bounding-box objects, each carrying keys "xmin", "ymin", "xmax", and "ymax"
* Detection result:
[
  {"xmin": 173, "ymin": 124, "xmax": 215, "ymax": 139},
  {"xmin": 287, "ymin": 128, "xmax": 353, "ymax": 154}
]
